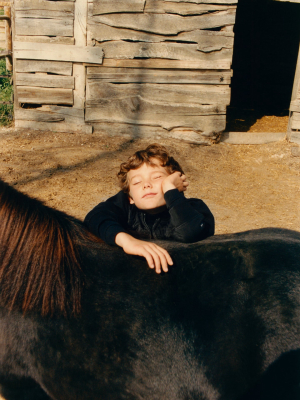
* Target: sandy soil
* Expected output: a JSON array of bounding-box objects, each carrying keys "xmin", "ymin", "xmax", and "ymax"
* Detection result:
[{"xmin": 0, "ymin": 119, "xmax": 299, "ymax": 236}]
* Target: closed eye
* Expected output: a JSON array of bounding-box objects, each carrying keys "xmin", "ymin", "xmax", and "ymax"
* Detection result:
[
  {"xmin": 133, "ymin": 181, "xmax": 141, "ymax": 185},
  {"xmin": 154, "ymin": 175, "xmax": 162, "ymax": 179}
]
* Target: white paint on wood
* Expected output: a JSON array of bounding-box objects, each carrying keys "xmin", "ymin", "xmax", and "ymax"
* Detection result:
[
  {"xmin": 16, "ymin": 73, "xmax": 75, "ymax": 88},
  {"xmin": 93, "ymin": 0, "xmax": 145, "ymax": 15},
  {"xmin": 15, "ymin": 17, "xmax": 74, "ymax": 37},
  {"xmin": 14, "ymin": 41, "xmax": 104, "ymax": 64},
  {"xmin": 91, "ymin": 9, "xmax": 236, "ymax": 35},
  {"xmin": 16, "ymin": 59, "xmax": 73, "ymax": 75},
  {"xmin": 87, "ymin": 67, "xmax": 233, "ymax": 84},
  {"xmin": 17, "ymin": 86, "xmax": 74, "ymax": 105}
]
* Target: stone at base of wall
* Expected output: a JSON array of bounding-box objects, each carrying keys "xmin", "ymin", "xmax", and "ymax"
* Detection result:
[{"xmin": 221, "ymin": 132, "xmax": 287, "ymax": 145}]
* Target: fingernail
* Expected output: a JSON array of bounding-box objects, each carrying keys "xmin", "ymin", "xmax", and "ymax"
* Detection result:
[{"xmin": 150, "ymin": 264, "xmax": 154, "ymax": 269}]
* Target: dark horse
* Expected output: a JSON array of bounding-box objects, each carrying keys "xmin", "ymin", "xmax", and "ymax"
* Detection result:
[{"xmin": 0, "ymin": 178, "xmax": 300, "ymax": 400}]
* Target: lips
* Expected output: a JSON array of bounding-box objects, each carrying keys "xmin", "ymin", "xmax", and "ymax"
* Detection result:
[{"xmin": 142, "ymin": 193, "xmax": 157, "ymax": 198}]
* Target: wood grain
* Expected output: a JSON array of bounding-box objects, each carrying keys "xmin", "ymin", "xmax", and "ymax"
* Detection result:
[
  {"xmin": 91, "ymin": 9, "xmax": 236, "ymax": 35},
  {"xmin": 15, "ymin": 17, "xmax": 74, "ymax": 37},
  {"xmin": 17, "ymin": 86, "xmax": 73, "ymax": 105},
  {"xmin": 16, "ymin": 59, "xmax": 73, "ymax": 75},
  {"xmin": 93, "ymin": 0, "xmax": 145, "ymax": 15},
  {"xmin": 14, "ymin": 41, "xmax": 104, "ymax": 64},
  {"xmin": 87, "ymin": 67, "xmax": 233, "ymax": 84},
  {"xmin": 16, "ymin": 73, "xmax": 75, "ymax": 89}
]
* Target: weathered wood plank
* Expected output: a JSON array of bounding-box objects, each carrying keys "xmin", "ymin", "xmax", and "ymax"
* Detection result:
[
  {"xmin": 93, "ymin": 0, "xmax": 145, "ymax": 15},
  {"xmin": 92, "ymin": 122, "xmax": 215, "ymax": 145},
  {"xmin": 86, "ymin": 97, "xmax": 226, "ymax": 131},
  {"xmin": 163, "ymin": 0, "xmax": 238, "ymax": 3},
  {"xmin": 15, "ymin": 17, "xmax": 73, "ymax": 37},
  {"xmin": 14, "ymin": 42, "xmax": 104, "ymax": 64},
  {"xmin": 144, "ymin": 1, "xmax": 236, "ymax": 15},
  {"xmin": 15, "ymin": 0, "xmax": 75, "ymax": 12},
  {"xmin": 90, "ymin": 58, "xmax": 231, "ymax": 69},
  {"xmin": 16, "ymin": 73, "xmax": 75, "ymax": 89},
  {"xmin": 17, "ymin": 86, "xmax": 73, "ymax": 105},
  {"xmin": 15, "ymin": 119, "xmax": 92, "ymax": 134},
  {"xmin": 16, "ymin": 59, "xmax": 73, "ymax": 75},
  {"xmin": 16, "ymin": 10, "xmax": 74, "ymax": 19},
  {"xmin": 15, "ymin": 35, "xmax": 75, "ymax": 44},
  {"xmin": 15, "ymin": 105, "xmax": 85, "ymax": 121},
  {"xmin": 91, "ymin": 9, "xmax": 236, "ymax": 35},
  {"xmin": 86, "ymin": 82, "xmax": 231, "ymax": 105},
  {"xmin": 87, "ymin": 21, "xmax": 234, "ymax": 46},
  {"xmin": 100, "ymin": 41, "xmax": 233, "ymax": 63},
  {"xmin": 73, "ymin": 0, "xmax": 88, "ymax": 108},
  {"xmin": 87, "ymin": 67, "xmax": 233, "ymax": 84}
]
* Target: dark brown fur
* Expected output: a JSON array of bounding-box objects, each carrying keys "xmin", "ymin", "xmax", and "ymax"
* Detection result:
[{"xmin": 0, "ymin": 179, "xmax": 98, "ymax": 317}]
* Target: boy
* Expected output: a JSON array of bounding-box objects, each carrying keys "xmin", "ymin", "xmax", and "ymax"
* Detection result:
[{"xmin": 84, "ymin": 144, "xmax": 214, "ymax": 274}]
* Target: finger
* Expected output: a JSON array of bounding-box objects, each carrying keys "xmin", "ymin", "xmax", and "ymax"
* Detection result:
[
  {"xmin": 146, "ymin": 247, "xmax": 162, "ymax": 274},
  {"xmin": 139, "ymin": 249, "xmax": 156, "ymax": 270},
  {"xmin": 150, "ymin": 245, "xmax": 172, "ymax": 273}
]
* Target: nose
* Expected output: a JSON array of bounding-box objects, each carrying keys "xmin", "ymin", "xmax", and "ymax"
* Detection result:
[{"xmin": 143, "ymin": 181, "xmax": 152, "ymax": 189}]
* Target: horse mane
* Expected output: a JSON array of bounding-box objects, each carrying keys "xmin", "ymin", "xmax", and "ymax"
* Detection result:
[{"xmin": 0, "ymin": 179, "xmax": 100, "ymax": 317}]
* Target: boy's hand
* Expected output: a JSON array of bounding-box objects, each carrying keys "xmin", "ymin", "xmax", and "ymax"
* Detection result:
[
  {"xmin": 162, "ymin": 171, "xmax": 189, "ymax": 194},
  {"xmin": 115, "ymin": 232, "xmax": 173, "ymax": 274}
]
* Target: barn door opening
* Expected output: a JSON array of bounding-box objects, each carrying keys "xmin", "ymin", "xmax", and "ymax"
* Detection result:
[{"xmin": 227, "ymin": 0, "xmax": 300, "ymax": 133}]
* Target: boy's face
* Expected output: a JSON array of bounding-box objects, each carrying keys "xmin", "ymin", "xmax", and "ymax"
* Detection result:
[{"xmin": 127, "ymin": 161, "xmax": 169, "ymax": 212}]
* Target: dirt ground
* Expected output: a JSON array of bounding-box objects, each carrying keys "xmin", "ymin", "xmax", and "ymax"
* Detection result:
[{"xmin": 0, "ymin": 115, "xmax": 299, "ymax": 236}]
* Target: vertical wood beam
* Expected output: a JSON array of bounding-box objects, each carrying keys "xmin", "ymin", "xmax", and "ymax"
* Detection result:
[
  {"xmin": 73, "ymin": 0, "xmax": 87, "ymax": 109},
  {"xmin": 4, "ymin": 5, "xmax": 12, "ymax": 71},
  {"xmin": 288, "ymin": 40, "xmax": 300, "ymax": 138}
]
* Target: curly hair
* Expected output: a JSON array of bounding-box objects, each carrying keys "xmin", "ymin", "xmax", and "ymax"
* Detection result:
[{"xmin": 117, "ymin": 144, "xmax": 184, "ymax": 194}]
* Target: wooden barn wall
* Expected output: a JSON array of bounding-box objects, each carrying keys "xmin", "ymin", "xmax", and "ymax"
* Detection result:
[{"xmin": 13, "ymin": 0, "xmax": 238, "ymax": 144}]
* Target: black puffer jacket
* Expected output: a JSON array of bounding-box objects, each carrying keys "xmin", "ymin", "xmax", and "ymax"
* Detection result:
[{"xmin": 84, "ymin": 189, "xmax": 215, "ymax": 245}]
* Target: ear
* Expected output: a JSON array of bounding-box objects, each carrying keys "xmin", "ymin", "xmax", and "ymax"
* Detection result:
[{"xmin": 128, "ymin": 196, "xmax": 135, "ymax": 205}]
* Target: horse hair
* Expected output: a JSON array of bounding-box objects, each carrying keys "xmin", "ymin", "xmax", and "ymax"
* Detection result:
[{"xmin": 0, "ymin": 179, "xmax": 99, "ymax": 317}]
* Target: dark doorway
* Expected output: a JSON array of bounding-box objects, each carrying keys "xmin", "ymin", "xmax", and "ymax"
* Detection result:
[{"xmin": 227, "ymin": 0, "xmax": 300, "ymax": 132}]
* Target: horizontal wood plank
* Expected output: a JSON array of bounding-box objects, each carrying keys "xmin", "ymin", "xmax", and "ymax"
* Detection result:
[
  {"xmin": 93, "ymin": 0, "xmax": 145, "ymax": 15},
  {"xmin": 86, "ymin": 97, "xmax": 226, "ymax": 131},
  {"xmin": 15, "ymin": 17, "xmax": 73, "ymax": 37},
  {"xmin": 92, "ymin": 122, "xmax": 215, "ymax": 144},
  {"xmin": 88, "ymin": 58, "xmax": 231, "ymax": 69},
  {"xmin": 15, "ymin": 35, "xmax": 75, "ymax": 45},
  {"xmin": 163, "ymin": 0, "xmax": 238, "ymax": 3},
  {"xmin": 91, "ymin": 9, "xmax": 236, "ymax": 35},
  {"xmin": 14, "ymin": 42, "xmax": 104, "ymax": 64},
  {"xmin": 16, "ymin": 59, "xmax": 73, "ymax": 75},
  {"xmin": 16, "ymin": 10, "xmax": 74, "ymax": 19},
  {"xmin": 100, "ymin": 41, "xmax": 233, "ymax": 64},
  {"xmin": 86, "ymin": 82, "xmax": 231, "ymax": 105},
  {"xmin": 87, "ymin": 22, "xmax": 234, "ymax": 46},
  {"xmin": 144, "ymin": 1, "xmax": 236, "ymax": 15},
  {"xmin": 15, "ymin": 119, "xmax": 92, "ymax": 134},
  {"xmin": 16, "ymin": 73, "xmax": 75, "ymax": 89},
  {"xmin": 15, "ymin": 0, "xmax": 75, "ymax": 12},
  {"xmin": 17, "ymin": 86, "xmax": 73, "ymax": 105},
  {"xmin": 87, "ymin": 67, "xmax": 233, "ymax": 84},
  {"xmin": 15, "ymin": 105, "xmax": 85, "ymax": 121}
]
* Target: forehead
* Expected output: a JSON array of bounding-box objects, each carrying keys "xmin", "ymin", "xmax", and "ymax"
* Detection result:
[{"xmin": 128, "ymin": 162, "xmax": 168, "ymax": 180}]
